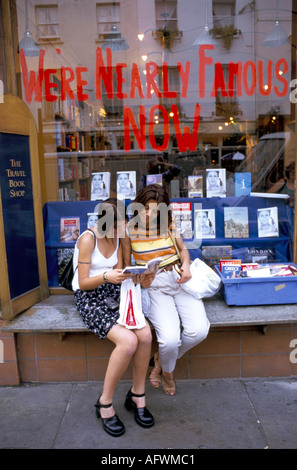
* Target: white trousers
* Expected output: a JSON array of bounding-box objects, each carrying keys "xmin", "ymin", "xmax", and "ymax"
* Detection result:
[{"xmin": 147, "ymin": 270, "xmax": 210, "ymax": 373}]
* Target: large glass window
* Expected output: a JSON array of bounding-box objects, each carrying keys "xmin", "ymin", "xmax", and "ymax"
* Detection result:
[{"xmin": 14, "ymin": 0, "xmax": 296, "ymax": 240}]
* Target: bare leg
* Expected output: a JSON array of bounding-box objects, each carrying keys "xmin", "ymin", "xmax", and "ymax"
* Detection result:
[
  {"xmin": 130, "ymin": 323, "xmax": 152, "ymax": 407},
  {"xmin": 99, "ymin": 324, "xmax": 138, "ymax": 418}
]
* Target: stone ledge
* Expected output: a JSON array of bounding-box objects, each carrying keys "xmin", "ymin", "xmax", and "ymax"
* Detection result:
[{"xmin": 2, "ymin": 294, "xmax": 297, "ymax": 333}]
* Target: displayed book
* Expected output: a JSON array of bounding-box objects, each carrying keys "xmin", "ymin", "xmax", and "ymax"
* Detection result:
[
  {"xmin": 146, "ymin": 174, "xmax": 162, "ymax": 186},
  {"xmin": 244, "ymin": 264, "xmax": 297, "ymax": 278},
  {"xmin": 202, "ymin": 245, "xmax": 232, "ymax": 267},
  {"xmin": 91, "ymin": 172, "xmax": 110, "ymax": 201},
  {"xmin": 87, "ymin": 212, "xmax": 99, "ymax": 229},
  {"xmin": 57, "ymin": 248, "xmax": 74, "ymax": 281},
  {"xmin": 195, "ymin": 208, "xmax": 216, "ymax": 239},
  {"xmin": 123, "ymin": 257, "xmax": 163, "ymax": 274},
  {"xmin": 206, "ymin": 168, "xmax": 226, "ymax": 197},
  {"xmin": 117, "ymin": 170, "xmax": 137, "ymax": 200},
  {"xmin": 171, "ymin": 202, "xmax": 192, "ymax": 238},
  {"xmin": 257, "ymin": 207, "xmax": 279, "ymax": 238},
  {"xmin": 220, "ymin": 259, "xmax": 242, "ymax": 278},
  {"xmin": 224, "ymin": 207, "xmax": 249, "ymax": 238},
  {"xmin": 234, "ymin": 173, "xmax": 251, "ymax": 196},
  {"xmin": 60, "ymin": 217, "xmax": 80, "ymax": 242},
  {"xmin": 188, "ymin": 175, "xmax": 203, "ymax": 198},
  {"xmin": 232, "ymin": 247, "xmax": 275, "ymax": 263}
]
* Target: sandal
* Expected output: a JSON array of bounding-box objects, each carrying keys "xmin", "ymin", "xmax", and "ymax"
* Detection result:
[
  {"xmin": 94, "ymin": 397, "xmax": 125, "ymax": 437},
  {"xmin": 162, "ymin": 374, "xmax": 176, "ymax": 396},
  {"xmin": 149, "ymin": 352, "xmax": 162, "ymax": 389}
]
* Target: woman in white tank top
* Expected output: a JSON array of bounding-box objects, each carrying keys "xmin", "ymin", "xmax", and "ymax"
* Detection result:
[{"xmin": 73, "ymin": 198, "xmax": 154, "ymax": 437}]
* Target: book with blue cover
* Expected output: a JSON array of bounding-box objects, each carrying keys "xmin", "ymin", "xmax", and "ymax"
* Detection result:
[{"xmin": 235, "ymin": 173, "xmax": 251, "ymax": 196}]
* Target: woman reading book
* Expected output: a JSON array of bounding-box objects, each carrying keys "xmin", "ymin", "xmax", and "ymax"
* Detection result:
[
  {"xmin": 72, "ymin": 198, "xmax": 154, "ymax": 437},
  {"xmin": 124, "ymin": 185, "xmax": 210, "ymax": 396}
]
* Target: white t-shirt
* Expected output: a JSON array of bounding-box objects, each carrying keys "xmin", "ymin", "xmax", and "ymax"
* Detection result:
[{"xmin": 72, "ymin": 230, "xmax": 119, "ymax": 291}]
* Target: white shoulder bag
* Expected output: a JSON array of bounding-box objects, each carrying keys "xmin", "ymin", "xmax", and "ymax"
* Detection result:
[{"xmin": 169, "ymin": 231, "xmax": 221, "ymax": 300}]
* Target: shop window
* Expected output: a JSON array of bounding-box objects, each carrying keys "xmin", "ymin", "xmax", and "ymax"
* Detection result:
[
  {"xmin": 96, "ymin": 2, "xmax": 121, "ymax": 40},
  {"xmin": 159, "ymin": 66, "xmax": 180, "ymax": 114},
  {"xmin": 215, "ymin": 63, "xmax": 240, "ymax": 118},
  {"xmin": 35, "ymin": 5, "xmax": 60, "ymax": 40},
  {"xmin": 155, "ymin": 0, "xmax": 178, "ymax": 31},
  {"xmin": 102, "ymin": 67, "xmax": 124, "ymax": 118},
  {"xmin": 212, "ymin": 0, "xmax": 235, "ymax": 28}
]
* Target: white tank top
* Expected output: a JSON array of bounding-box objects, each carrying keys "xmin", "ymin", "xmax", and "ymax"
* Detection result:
[{"xmin": 72, "ymin": 230, "xmax": 119, "ymax": 291}]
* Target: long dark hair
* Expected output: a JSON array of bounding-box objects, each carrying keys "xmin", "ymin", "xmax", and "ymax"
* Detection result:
[
  {"xmin": 95, "ymin": 197, "xmax": 126, "ymax": 237},
  {"xmin": 132, "ymin": 184, "xmax": 172, "ymax": 231}
]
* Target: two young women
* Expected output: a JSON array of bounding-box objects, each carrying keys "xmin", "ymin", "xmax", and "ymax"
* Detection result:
[{"xmin": 73, "ymin": 185, "xmax": 210, "ymax": 436}]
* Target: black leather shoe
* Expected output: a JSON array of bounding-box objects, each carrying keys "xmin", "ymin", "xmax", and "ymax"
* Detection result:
[
  {"xmin": 95, "ymin": 398, "xmax": 125, "ymax": 437},
  {"xmin": 124, "ymin": 388, "xmax": 155, "ymax": 428}
]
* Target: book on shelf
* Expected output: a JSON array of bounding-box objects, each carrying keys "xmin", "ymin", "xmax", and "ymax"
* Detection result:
[
  {"xmin": 146, "ymin": 174, "xmax": 162, "ymax": 186},
  {"xmin": 201, "ymin": 245, "xmax": 232, "ymax": 267},
  {"xmin": 220, "ymin": 259, "xmax": 242, "ymax": 278},
  {"xmin": 234, "ymin": 173, "xmax": 251, "ymax": 196},
  {"xmin": 91, "ymin": 172, "xmax": 111, "ymax": 201},
  {"xmin": 123, "ymin": 257, "xmax": 163, "ymax": 275},
  {"xmin": 171, "ymin": 202, "xmax": 192, "ymax": 238},
  {"xmin": 188, "ymin": 175, "xmax": 203, "ymax": 198},
  {"xmin": 60, "ymin": 217, "xmax": 80, "ymax": 242},
  {"xmin": 224, "ymin": 206, "xmax": 249, "ymax": 238},
  {"xmin": 117, "ymin": 170, "xmax": 137, "ymax": 200}
]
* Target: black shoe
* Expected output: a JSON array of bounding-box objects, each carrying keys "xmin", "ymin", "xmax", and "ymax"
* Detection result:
[
  {"xmin": 124, "ymin": 388, "xmax": 155, "ymax": 428},
  {"xmin": 95, "ymin": 398, "xmax": 125, "ymax": 437}
]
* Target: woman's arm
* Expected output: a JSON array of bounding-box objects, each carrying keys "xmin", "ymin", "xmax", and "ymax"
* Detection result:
[{"xmin": 175, "ymin": 235, "xmax": 191, "ymax": 283}]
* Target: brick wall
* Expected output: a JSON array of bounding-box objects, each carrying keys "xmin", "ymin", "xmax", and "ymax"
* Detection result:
[{"xmin": 3, "ymin": 323, "xmax": 295, "ymax": 385}]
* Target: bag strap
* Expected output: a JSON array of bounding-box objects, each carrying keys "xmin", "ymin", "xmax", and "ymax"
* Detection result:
[{"xmin": 168, "ymin": 229, "xmax": 181, "ymax": 260}]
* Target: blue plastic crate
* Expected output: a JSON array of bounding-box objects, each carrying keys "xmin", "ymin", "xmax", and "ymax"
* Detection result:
[{"xmin": 214, "ymin": 264, "xmax": 297, "ymax": 306}]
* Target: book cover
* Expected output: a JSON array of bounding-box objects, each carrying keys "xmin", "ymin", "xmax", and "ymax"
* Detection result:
[
  {"xmin": 60, "ymin": 217, "xmax": 80, "ymax": 242},
  {"xmin": 201, "ymin": 245, "xmax": 232, "ymax": 268},
  {"xmin": 188, "ymin": 175, "xmax": 203, "ymax": 198},
  {"xmin": 117, "ymin": 171, "xmax": 136, "ymax": 200},
  {"xmin": 146, "ymin": 174, "xmax": 162, "ymax": 186},
  {"xmin": 123, "ymin": 257, "xmax": 163, "ymax": 274},
  {"xmin": 224, "ymin": 207, "xmax": 249, "ymax": 238},
  {"xmin": 221, "ymin": 264, "xmax": 241, "ymax": 278},
  {"xmin": 235, "ymin": 173, "xmax": 251, "ymax": 196},
  {"xmin": 195, "ymin": 208, "xmax": 216, "ymax": 239},
  {"xmin": 206, "ymin": 168, "xmax": 226, "ymax": 197},
  {"xmin": 91, "ymin": 172, "xmax": 110, "ymax": 201},
  {"xmin": 220, "ymin": 259, "xmax": 242, "ymax": 271},
  {"xmin": 57, "ymin": 247, "xmax": 74, "ymax": 282},
  {"xmin": 171, "ymin": 202, "xmax": 192, "ymax": 238},
  {"xmin": 257, "ymin": 207, "xmax": 279, "ymax": 238}
]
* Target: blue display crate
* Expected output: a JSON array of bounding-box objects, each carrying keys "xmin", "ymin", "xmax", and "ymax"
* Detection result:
[{"xmin": 214, "ymin": 264, "xmax": 297, "ymax": 306}]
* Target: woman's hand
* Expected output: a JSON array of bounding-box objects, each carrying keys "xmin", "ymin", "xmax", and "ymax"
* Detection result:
[
  {"xmin": 140, "ymin": 272, "xmax": 156, "ymax": 288},
  {"xmin": 176, "ymin": 264, "xmax": 192, "ymax": 284},
  {"xmin": 105, "ymin": 269, "xmax": 130, "ymax": 284}
]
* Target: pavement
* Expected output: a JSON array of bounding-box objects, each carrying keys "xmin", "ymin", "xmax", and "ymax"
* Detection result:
[{"xmin": 0, "ymin": 377, "xmax": 296, "ymax": 454}]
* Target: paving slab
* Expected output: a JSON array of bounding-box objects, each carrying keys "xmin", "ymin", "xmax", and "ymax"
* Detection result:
[{"xmin": 1, "ymin": 378, "xmax": 296, "ymax": 451}]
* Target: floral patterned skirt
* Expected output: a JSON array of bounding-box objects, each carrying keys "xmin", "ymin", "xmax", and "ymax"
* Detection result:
[{"xmin": 74, "ymin": 283, "xmax": 121, "ymax": 339}]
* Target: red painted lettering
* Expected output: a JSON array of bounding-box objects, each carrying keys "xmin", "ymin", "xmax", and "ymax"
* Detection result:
[
  {"xmin": 258, "ymin": 60, "xmax": 272, "ymax": 96},
  {"xmin": 177, "ymin": 61, "xmax": 190, "ymax": 98},
  {"xmin": 274, "ymin": 58, "xmax": 289, "ymax": 97},
  {"xmin": 61, "ymin": 67, "xmax": 75, "ymax": 101},
  {"xmin": 76, "ymin": 67, "xmax": 89, "ymax": 101},
  {"xmin": 211, "ymin": 62, "xmax": 227, "ymax": 97},
  {"xmin": 124, "ymin": 105, "xmax": 146, "ymax": 151},
  {"xmin": 116, "ymin": 63, "xmax": 128, "ymax": 99},
  {"xmin": 149, "ymin": 105, "xmax": 169, "ymax": 151},
  {"xmin": 95, "ymin": 47, "xmax": 113, "ymax": 99},
  {"xmin": 198, "ymin": 45, "xmax": 214, "ymax": 97},
  {"xmin": 44, "ymin": 69, "xmax": 58, "ymax": 102},
  {"xmin": 145, "ymin": 62, "xmax": 162, "ymax": 98},
  {"xmin": 130, "ymin": 63, "xmax": 145, "ymax": 99},
  {"xmin": 243, "ymin": 60, "xmax": 257, "ymax": 96},
  {"xmin": 172, "ymin": 103, "xmax": 200, "ymax": 152},
  {"xmin": 19, "ymin": 49, "xmax": 45, "ymax": 103}
]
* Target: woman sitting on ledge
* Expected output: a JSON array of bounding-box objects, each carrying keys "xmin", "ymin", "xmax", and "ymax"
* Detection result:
[{"xmin": 72, "ymin": 198, "xmax": 154, "ymax": 437}]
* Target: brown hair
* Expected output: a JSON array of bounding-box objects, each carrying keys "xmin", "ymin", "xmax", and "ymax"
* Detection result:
[
  {"xmin": 96, "ymin": 197, "xmax": 126, "ymax": 236},
  {"xmin": 133, "ymin": 184, "xmax": 172, "ymax": 229}
]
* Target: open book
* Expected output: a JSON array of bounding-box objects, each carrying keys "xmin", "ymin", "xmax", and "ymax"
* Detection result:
[{"xmin": 123, "ymin": 257, "xmax": 163, "ymax": 275}]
